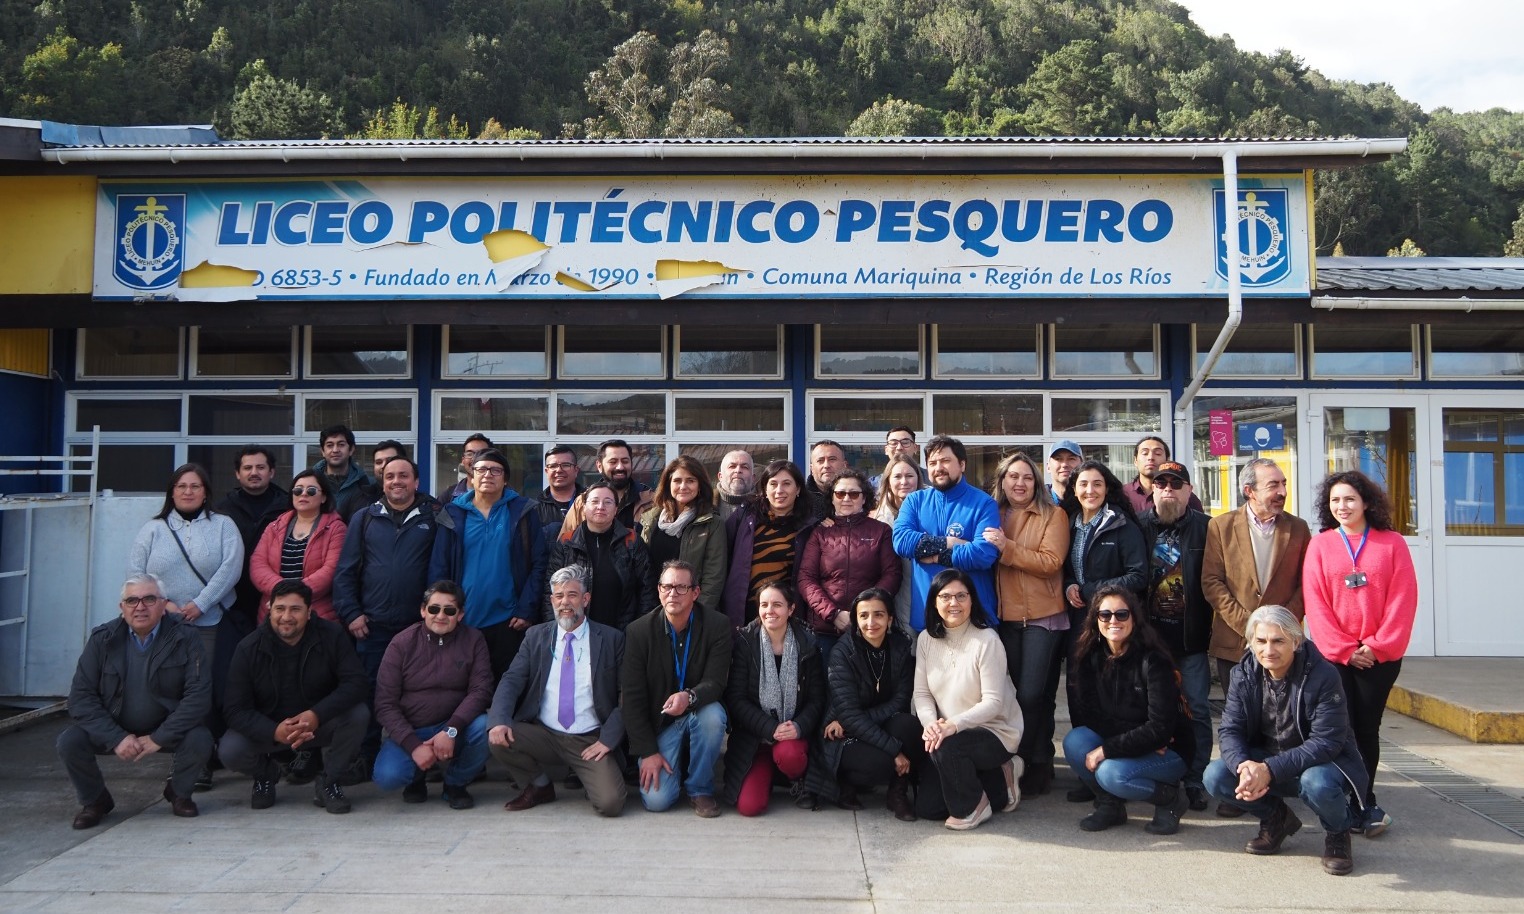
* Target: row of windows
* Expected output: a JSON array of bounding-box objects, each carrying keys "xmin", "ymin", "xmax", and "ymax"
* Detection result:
[{"xmin": 75, "ymin": 323, "xmax": 1524, "ymax": 383}]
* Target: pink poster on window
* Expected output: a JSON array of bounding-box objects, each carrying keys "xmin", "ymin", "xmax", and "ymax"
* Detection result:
[{"xmin": 1209, "ymin": 410, "xmax": 1233, "ymax": 457}]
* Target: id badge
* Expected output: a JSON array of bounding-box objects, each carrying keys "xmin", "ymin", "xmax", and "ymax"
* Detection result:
[{"xmin": 1344, "ymin": 571, "xmax": 1367, "ymax": 589}]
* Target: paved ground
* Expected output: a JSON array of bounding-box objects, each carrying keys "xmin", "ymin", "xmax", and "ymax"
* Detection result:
[{"xmin": 3, "ymin": 708, "xmax": 1521, "ymax": 914}]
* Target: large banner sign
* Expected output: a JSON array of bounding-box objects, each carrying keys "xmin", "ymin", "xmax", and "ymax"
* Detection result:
[{"xmin": 93, "ymin": 174, "xmax": 1309, "ymax": 301}]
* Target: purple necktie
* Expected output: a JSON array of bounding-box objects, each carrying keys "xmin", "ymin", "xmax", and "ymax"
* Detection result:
[{"xmin": 558, "ymin": 631, "xmax": 576, "ymax": 729}]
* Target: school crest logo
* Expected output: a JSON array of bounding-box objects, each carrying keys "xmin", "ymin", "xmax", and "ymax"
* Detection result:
[
  {"xmin": 1213, "ymin": 189, "xmax": 1290, "ymax": 287},
  {"xmin": 114, "ymin": 194, "xmax": 186, "ymax": 291}
]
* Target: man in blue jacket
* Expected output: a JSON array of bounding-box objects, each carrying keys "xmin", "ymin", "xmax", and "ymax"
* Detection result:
[
  {"xmin": 892, "ymin": 435, "xmax": 1000, "ymax": 632},
  {"xmin": 1205, "ymin": 604, "xmax": 1367, "ymax": 877},
  {"xmin": 429, "ymin": 448, "xmax": 547, "ymax": 680}
]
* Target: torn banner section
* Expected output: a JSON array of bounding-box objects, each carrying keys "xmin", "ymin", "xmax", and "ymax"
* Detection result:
[{"xmin": 655, "ymin": 259, "xmax": 744, "ymax": 299}]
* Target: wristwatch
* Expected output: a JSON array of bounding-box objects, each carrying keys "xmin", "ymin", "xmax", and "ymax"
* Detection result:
[
  {"xmin": 684, "ymin": 689, "xmax": 698, "ymax": 707},
  {"xmin": 443, "ymin": 726, "xmax": 459, "ymax": 739}
]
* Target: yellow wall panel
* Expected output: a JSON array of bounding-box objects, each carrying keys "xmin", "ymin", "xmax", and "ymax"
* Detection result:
[
  {"xmin": 0, "ymin": 329, "xmax": 51, "ymax": 376},
  {"xmin": 0, "ymin": 177, "xmax": 96, "ymax": 294}
]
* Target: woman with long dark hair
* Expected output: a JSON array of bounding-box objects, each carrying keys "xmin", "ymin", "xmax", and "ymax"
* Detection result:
[
  {"xmin": 1303, "ymin": 469, "xmax": 1417, "ymax": 838},
  {"xmin": 720, "ymin": 459, "xmax": 817, "ymax": 628},
  {"xmin": 912, "ymin": 569, "xmax": 1023, "ymax": 830},
  {"xmin": 1063, "ymin": 585, "xmax": 1194, "ymax": 835},
  {"xmin": 640, "ymin": 455, "xmax": 728, "ymax": 602}
]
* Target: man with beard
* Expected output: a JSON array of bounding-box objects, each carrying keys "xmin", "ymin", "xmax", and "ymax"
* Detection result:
[
  {"xmin": 489, "ymin": 565, "xmax": 629, "ymax": 817},
  {"xmin": 891, "ymin": 435, "xmax": 1000, "ymax": 632},
  {"xmin": 1045, "ymin": 440, "xmax": 1082, "ymax": 505},
  {"xmin": 1201, "ymin": 457, "xmax": 1311, "ymax": 818},
  {"xmin": 1136, "ymin": 461, "xmax": 1213, "ymax": 811},
  {"xmin": 429, "ymin": 449, "xmax": 547, "ymax": 679},
  {"xmin": 1126, "ymin": 436, "xmax": 1203, "ymax": 515},
  {"xmin": 595, "ymin": 438, "xmax": 654, "ymax": 533},
  {"xmin": 713, "ymin": 449, "xmax": 754, "ymax": 522},
  {"xmin": 805, "ymin": 440, "xmax": 847, "ymax": 518}
]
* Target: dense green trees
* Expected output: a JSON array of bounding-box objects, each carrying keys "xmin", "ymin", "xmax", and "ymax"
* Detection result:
[{"xmin": 0, "ymin": 0, "xmax": 1518, "ymax": 254}]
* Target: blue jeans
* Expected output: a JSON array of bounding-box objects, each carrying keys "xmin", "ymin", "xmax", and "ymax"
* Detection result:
[
  {"xmin": 1063, "ymin": 726, "xmax": 1187, "ymax": 802},
  {"xmin": 1177, "ymin": 652, "xmax": 1212, "ymax": 786},
  {"xmin": 1203, "ymin": 754, "xmax": 1357, "ymax": 833},
  {"xmin": 640, "ymin": 702, "xmax": 728, "ymax": 812},
  {"xmin": 998, "ymin": 621, "xmax": 1065, "ymax": 766},
  {"xmin": 373, "ymin": 715, "xmax": 490, "ymax": 790}
]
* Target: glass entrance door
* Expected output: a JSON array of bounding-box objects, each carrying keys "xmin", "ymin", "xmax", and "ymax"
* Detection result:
[{"xmin": 1307, "ymin": 396, "xmax": 1435, "ymax": 656}]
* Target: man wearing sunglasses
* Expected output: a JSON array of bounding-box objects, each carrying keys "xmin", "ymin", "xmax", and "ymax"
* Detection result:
[
  {"xmin": 1136, "ymin": 460, "xmax": 1214, "ymax": 813},
  {"xmin": 370, "ymin": 580, "xmax": 493, "ymax": 809},
  {"xmin": 57, "ymin": 573, "xmax": 213, "ymax": 828}
]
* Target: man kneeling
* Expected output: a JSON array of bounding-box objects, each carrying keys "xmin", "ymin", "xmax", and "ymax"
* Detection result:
[
  {"xmin": 1204, "ymin": 605, "xmax": 1366, "ymax": 876},
  {"xmin": 223, "ymin": 580, "xmax": 370, "ymax": 813}
]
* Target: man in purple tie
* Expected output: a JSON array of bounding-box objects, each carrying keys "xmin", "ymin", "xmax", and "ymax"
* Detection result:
[
  {"xmin": 488, "ymin": 564, "xmax": 629, "ymax": 817},
  {"xmin": 370, "ymin": 580, "xmax": 494, "ymax": 810}
]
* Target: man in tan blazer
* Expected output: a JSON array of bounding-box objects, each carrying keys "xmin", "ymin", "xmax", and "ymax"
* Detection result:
[{"xmin": 1201, "ymin": 457, "xmax": 1312, "ymax": 816}]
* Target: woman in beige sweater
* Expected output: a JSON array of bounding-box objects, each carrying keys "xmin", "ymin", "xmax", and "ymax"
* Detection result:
[
  {"xmin": 981, "ymin": 451, "xmax": 1070, "ymax": 798},
  {"xmin": 913, "ymin": 569, "xmax": 1025, "ymax": 830}
]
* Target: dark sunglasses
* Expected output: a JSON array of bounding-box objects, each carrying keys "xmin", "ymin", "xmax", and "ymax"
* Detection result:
[
  {"xmin": 1097, "ymin": 609, "xmax": 1132, "ymax": 622},
  {"xmin": 293, "ymin": 486, "xmax": 323, "ymax": 497},
  {"xmin": 1152, "ymin": 477, "xmax": 1186, "ymax": 490},
  {"xmin": 426, "ymin": 604, "xmax": 460, "ymax": 617},
  {"xmin": 833, "ymin": 489, "xmax": 864, "ymax": 499}
]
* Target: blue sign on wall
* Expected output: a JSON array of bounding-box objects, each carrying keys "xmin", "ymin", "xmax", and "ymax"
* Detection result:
[{"xmin": 1237, "ymin": 423, "xmax": 1285, "ymax": 451}]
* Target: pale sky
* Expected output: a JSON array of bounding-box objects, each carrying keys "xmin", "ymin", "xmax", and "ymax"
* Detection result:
[{"xmin": 1175, "ymin": 1, "xmax": 1523, "ymax": 113}]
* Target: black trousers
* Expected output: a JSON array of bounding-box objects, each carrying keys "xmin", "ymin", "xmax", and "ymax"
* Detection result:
[
  {"xmin": 57, "ymin": 723, "xmax": 213, "ymax": 804},
  {"xmin": 221, "ymin": 703, "xmax": 370, "ymax": 782},
  {"xmin": 914, "ymin": 727, "xmax": 1013, "ymax": 820},
  {"xmin": 1336, "ymin": 657, "xmax": 1403, "ymax": 803},
  {"xmin": 837, "ymin": 713, "xmax": 925, "ymax": 788},
  {"xmin": 480, "ymin": 620, "xmax": 527, "ymax": 683}
]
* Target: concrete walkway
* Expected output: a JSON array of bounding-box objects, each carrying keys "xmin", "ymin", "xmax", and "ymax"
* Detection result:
[{"xmin": 3, "ymin": 710, "xmax": 1522, "ymax": 913}]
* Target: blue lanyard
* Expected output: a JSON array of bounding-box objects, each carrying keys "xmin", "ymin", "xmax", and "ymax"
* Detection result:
[
  {"xmin": 668, "ymin": 618, "xmax": 693, "ymax": 690},
  {"xmin": 1338, "ymin": 527, "xmax": 1369, "ymax": 569}
]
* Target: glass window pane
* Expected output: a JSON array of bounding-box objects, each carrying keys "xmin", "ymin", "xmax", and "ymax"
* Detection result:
[
  {"xmin": 556, "ymin": 393, "xmax": 666, "ymax": 436},
  {"xmin": 934, "ymin": 325, "xmax": 1040, "ymax": 378},
  {"xmin": 188, "ymin": 394, "xmax": 294, "ymax": 436},
  {"xmin": 812, "ymin": 397, "xmax": 922, "ymax": 434},
  {"xmin": 308, "ymin": 325, "xmax": 410, "ymax": 377},
  {"xmin": 675, "ymin": 397, "xmax": 785, "ymax": 432},
  {"xmin": 959, "ymin": 444, "xmax": 1038, "ymax": 494},
  {"xmin": 1193, "ymin": 322, "xmax": 1300, "ymax": 377},
  {"xmin": 76, "ymin": 398, "xmax": 181, "ymax": 433},
  {"xmin": 561, "ymin": 326, "xmax": 664, "ymax": 378},
  {"xmin": 435, "ymin": 442, "xmax": 543, "ymax": 499},
  {"xmin": 1505, "ymin": 454, "xmax": 1524, "ymax": 527},
  {"xmin": 1190, "ymin": 396, "xmax": 1300, "ymax": 515},
  {"xmin": 193, "ymin": 327, "xmax": 294, "ymax": 378},
  {"xmin": 1311, "ymin": 325, "xmax": 1417, "ymax": 378},
  {"xmin": 1051, "ymin": 397, "xmax": 1162, "ymax": 434},
  {"xmin": 438, "ymin": 396, "xmax": 549, "ymax": 433},
  {"xmin": 1323, "ymin": 407, "xmax": 1418, "ymax": 535},
  {"xmin": 71, "ymin": 444, "xmax": 175, "ymax": 494},
  {"xmin": 304, "ymin": 397, "xmax": 413, "ymax": 433},
  {"xmin": 677, "ymin": 326, "xmax": 781, "ymax": 377},
  {"xmin": 1444, "ymin": 451, "xmax": 1496, "ymax": 531},
  {"xmin": 79, "ymin": 327, "xmax": 179, "ymax": 378},
  {"xmin": 932, "ymin": 394, "xmax": 1042, "ymax": 436},
  {"xmin": 443, "ymin": 326, "xmax": 548, "ymax": 377},
  {"xmin": 1052, "ymin": 323, "xmax": 1157, "ymax": 377},
  {"xmin": 818, "ymin": 326, "xmax": 922, "ymax": 378},
  {"xmin": 1429, "ymin": 325, "xmax": 1524, "ymax": 378},
  {"xmin": 188, "ymin": 444, "xmax": 295, "ymax": 499}
]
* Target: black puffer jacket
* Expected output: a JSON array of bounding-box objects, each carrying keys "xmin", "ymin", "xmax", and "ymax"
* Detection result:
[
  {"xmin": 720, "ymin": 619, "xmax": 827, "ymax": 807},
  {"xmin": 804, "ymin": 627, "xmax": 915, "ymax": 803},
  {"xmin": 1070, "ymin": 643, "xmax": 1194, "ymax": 769},
  {"xmin": 544, "ymin": 521, "xmax": 656, "ymax": 630}
]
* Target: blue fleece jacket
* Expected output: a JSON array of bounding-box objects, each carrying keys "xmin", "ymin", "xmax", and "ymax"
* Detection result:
[{"xmin": 891, "ymin": 479, "xmax": 1000, "ymax": 632}]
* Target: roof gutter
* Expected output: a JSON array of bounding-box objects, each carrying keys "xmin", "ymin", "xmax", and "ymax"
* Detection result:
[
  {"xmin": 1313, "ymin": 295, "xmax": 1524, "ymax": 311},
  {"xmin": 1174, "ymin": 149, "xmax": 1243, "ymax": 464},
  {"xmin": 40, "ymin": 137, "xmax": 1409, "ymax": 165}
]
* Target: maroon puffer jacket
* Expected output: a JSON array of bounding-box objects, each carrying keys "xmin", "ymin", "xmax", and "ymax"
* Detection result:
[{"xmin": 796, "ymin": 512, "xmax": 902, "ymax": 635}]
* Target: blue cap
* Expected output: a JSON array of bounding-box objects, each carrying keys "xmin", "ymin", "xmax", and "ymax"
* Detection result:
[{"xmin": 1047, "ymin": 439, "xmax": 1083, "ymax": 460}]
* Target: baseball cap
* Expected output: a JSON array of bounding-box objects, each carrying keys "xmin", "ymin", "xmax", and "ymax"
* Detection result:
[
  {"xmin": 1047, "ymin": 439, "xmax": 1083, "ymax": 460},
  {"xmin": 1154, "ymin": 461, "xmax": 1190, "ymax": 484}
]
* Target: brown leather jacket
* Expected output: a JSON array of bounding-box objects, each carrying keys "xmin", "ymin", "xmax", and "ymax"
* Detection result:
[{"xmin": 992, "ymin": 500, "xmax": 1070, "ymax": 623}]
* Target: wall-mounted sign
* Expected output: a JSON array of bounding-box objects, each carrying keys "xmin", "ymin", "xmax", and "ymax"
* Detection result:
[{"xmin": 1237, "ymin": 423, "xmax": 1286, "ymax": 452}]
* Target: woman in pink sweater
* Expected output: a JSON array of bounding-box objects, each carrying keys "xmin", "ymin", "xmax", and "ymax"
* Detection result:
[
  {"xmin": 1303, "ymin": 469, "xmax": 1417, "ymax": 839},
  {"xmin": 250, "ymin": 471, "xmax": 349, "ymax": 622}
]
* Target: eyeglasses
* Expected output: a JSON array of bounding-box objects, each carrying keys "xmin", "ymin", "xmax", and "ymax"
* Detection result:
[
  {"xmin": 886, "ymin": 438, "xmax": 916, "ymax": 448},
  {"xmin": 473, "ymin": 466, "xmax": 505, "ymax": 478},
  {"xmin": 1097, "ymin": 609, "xmax": 1133, "ymax": 622},
  {"xmin": 293, "ymin": 486, "xmax": 322, "ymax": 497},
  {"xmin": 425, "ymin": 604, "xmax": 460, "ymax": 617},
  {"xmin": 122, "ymin": 595, "xmax": 163, "ymax": 608},
  {"xmin": 658, "ymin": 583, "xmax": 694, "ymax": 595},
  {"xmin": 833, "ymin": 489, "xmax": 864, "ymax": 499},
  {"xmin": 173, "ymin": 483, "xmax": 205, "ymax": 491},
  {"xmin": 544, "ymin": 462, "xmax": 577, "ymax": 472},
  {"xmin": 1152, "ymin": 477, "xmax": 1186, "ymax": 490},
  {"xmin": 936, "ymin": 591, "xmax": 971, "ymax": 604}
]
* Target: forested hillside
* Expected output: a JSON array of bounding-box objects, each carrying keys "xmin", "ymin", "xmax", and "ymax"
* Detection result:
[{"xmin": 3, "ymin": 0, "xmax": 1521, "ymax": 255}]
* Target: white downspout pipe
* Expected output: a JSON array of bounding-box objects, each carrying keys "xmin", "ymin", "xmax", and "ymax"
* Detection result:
[{"xmin": 1174, "ymin": 150, "xmax": 1243, "ymax": 468}]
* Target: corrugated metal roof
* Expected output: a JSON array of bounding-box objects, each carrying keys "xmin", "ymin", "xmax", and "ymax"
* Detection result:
[{"xmin": 1316, "ymin": 257, "xmax": 1524, "ymax": 292}]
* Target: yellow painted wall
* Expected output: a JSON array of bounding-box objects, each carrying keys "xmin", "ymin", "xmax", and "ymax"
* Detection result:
[
  {"xmin": 0, "ymin": 177, "xmax": 95, "ymax": 294},
  {"xmin": 0, "ymin": 329, "xmax": 50, "ymax": 376}
]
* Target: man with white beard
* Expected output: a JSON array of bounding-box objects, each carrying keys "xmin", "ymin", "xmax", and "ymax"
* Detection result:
[
  {"xmin": 487, "ymin": 565, "xmax": 628, "ymax": 816},
  {"xmin": 1136, "ymin": 461, "xmax": 1214, "ymax": 812},
  {"xmin": 713, "ymin": 449, "xmax": 755, "ymax": 522}
]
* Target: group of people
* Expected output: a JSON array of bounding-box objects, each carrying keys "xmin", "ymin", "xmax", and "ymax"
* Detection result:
[{"xmin": 59, "ymin": 425, "xmax": 1418, "ymax": 875}]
